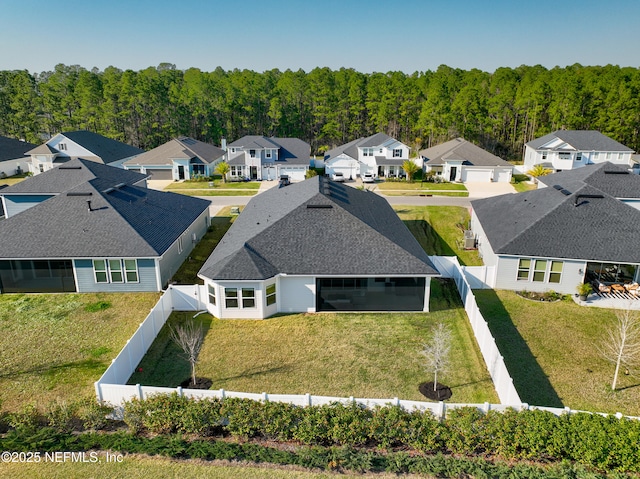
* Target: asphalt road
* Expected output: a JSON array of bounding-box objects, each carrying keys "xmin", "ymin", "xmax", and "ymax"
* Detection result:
[{"xmin": 197, "ymin": 192, "xmax": 473, "ymax": 216}]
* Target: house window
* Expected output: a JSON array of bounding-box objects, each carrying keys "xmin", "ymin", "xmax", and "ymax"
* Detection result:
[
  {"xmin": 249, "ymin": 149, "xmax": 256, "ymax": 158},
  {"xmin": 58, "ymin": 143, "xmax": 67, "ymax": 151},
  {"xmin": 242, "ymin": 288, "xmax": 255, "ymax": 308},
  {"xmin": 108, "ymin": 259, "xmax": 123, "ymax": 283},
  {"xmin": 558, "ymin": 152, "xmax": 571, "ymax": 160},
  {"xmin": 225, "ymin": 288, "xmax": 238, "ymax": 308},
  {"xmin": 606, "ymin": 152, "xmax": 612, "ymax": 160},
  {"xmin": 208, "ymin": 284, "xmax": 216, "ymax": 305},
  {"xmin": 230, "ymin": 148, "xmax": 236, "ymax": 153},
  {"xmin": 266, "ymin": 150, "xmax": 272, "ymax": 159},
  {"xmin": 93, "ymin": 260, "xmax": 108, "ymax": 283},
  {"xmin": 177, "ymin": 235, "xmax": 184, "ymax": 254},
  {"xmin": 266, "ymin": 283, "xmax": 276, "ymax": 306},
  {"xmin": 517, "ymin": 259, "xmax": 531, "ymax": 281},
  {"xmin": 549, "ymin": 261, "xmax": 563, "ymax": 283},
  {"xmin": 389, "ymin": 166, "xmax": 395, "ymax": 176},
  {"xmin": 192, "ymin": 164, "xmax": 205, "ymax": 176},
  {"xmin": 541, "ymin": 152, "xmax": 547, "ymax": 160},
  {"xmin": 533, "ymin": 260, "xmax": 547, "ymax": 282},
  {"xmin": 230, "ymin": 165, "xmax": 242, "ymax": 176},
  {"xmin": 363, "ymin": 148, "xmax": 374, "ymax": 157},
  {"xmin": 39, "ymin": 164, "xmax": 44, "ymax": 173},
  {"xmin": 576, "ymin": 153, "xmax": 582, "ymax": 162},
  {"xmin": 124, "ymin": 259, "xmax": 138, "ymax": 282},
  {"xmin": 393, "ymin": 149, "xmax": 402, "ymax": 158},
  {"xmin": 593, "ymin": 152, "xmax": 599, "ymax": 160}
]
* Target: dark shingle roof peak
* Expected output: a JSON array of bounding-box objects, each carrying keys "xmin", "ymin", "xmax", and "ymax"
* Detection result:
[
  {"xmin": 420, "ymin": 138, "xmax": 512, "ymax": 167},
  {"xmin": 0, "ymin": 136, "xmax": 37, "ymax": 162},
  {"xmin": 526, "ymin": 130, "xmax": 633, "ymax": 152},
  {"xmin": 199, "ymin": 176, "xmax": 438, "ymax": 280}
]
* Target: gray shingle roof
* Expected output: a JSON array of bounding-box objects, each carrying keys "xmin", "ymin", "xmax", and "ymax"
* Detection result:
[
  {"xmin": 27, "ymin": 131, "xmax": 144, "ymax": 164},
  {"xmin": 0, "ymin": 159, "xmax": 210, "ymax": 258},
  {"xmin": 1, "ymin": 158, "xmax": 147, "ymax": 194},
  {"xmin": 526, "ymin": 130, "xmax": 633, "ymax": 152},
  {"xmin": 324, "ymin": 133, "xmax": 397, "ymax": 162},
  {"xmin": 227, "ymin": 136, "xmax": 310, "ymax": 165},
  {"xmin": 472, "ymin": 163, "xmax": 640, "ymax": 263},
  {"xmin": 421, "ymin": 138, "xmax": 512, "ymax": 167},
  {"xmin": 0, "ymin": 136, "xmax": 37, "ymax": 163},
  {"xmin": 539, "ymin": 162, "xmax": 640, "ymax": 199},
  {"xmin": 123, "ymin": 137, "xmax": 225, "ymax": 167},
  {"xmin": 199, "ymin": 176, "xmax": 438, "ymax": 280}
]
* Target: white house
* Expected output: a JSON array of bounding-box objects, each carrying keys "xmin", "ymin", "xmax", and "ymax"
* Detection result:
[
  {"xmin": 0, "ymin": 136, "xmax": 35, "ymax": 179},
  {"xmin": 122, "ymin": 137, "xmax": 226, "ymax": 181},
  {"xmin": 198, "ymin": 176, "xmax": 439, "ymax": 319},
  {"xmin": 225, "ymin": 136, "xmax": 310, "ymax": 182},
  {"xmin": 26, "ymin": 130, "xmax": 144, "ymax": 176},
  {"xmin": 470, "ymin": 162, "xmax": 640, "ymax": 296},
  {"xmin": 523, "ymin": 130, "xmax": 634, "ymax": 173},
  {"xmin": 421, "ymin": 138, "xmax": 513, "ymax": 183},
  {"xmin": 324, "ymin": 133, "xmax": 415, "ymax": 180}
]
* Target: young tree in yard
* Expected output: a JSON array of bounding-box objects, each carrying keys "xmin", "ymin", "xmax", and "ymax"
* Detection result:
[
  {"xmin": 422, "ymin": 321, "xmax": 452, "ymax": 391},
  {"xmin": 599, "ymin": 306, "xmax": 640, "ymax": 390},
  {"xmin": 215, "ymin": 161, "xmax": 230, "ymax": 183},
  {"xmin": 170, "ymin": 319, "xmax": 205, "ymax": 387},
  {"xmin": 402, "ymin": 160, "xmax": 420, "ymax": 183}
]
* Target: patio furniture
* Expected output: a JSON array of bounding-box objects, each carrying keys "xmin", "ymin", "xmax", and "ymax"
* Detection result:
[
  {"xmin": 610, "ymin": 283, "xmax": 625, "ymax": 293},
  {"xmin": 594, "ymin": 280, "xmax": 611, "ymax": 293}
]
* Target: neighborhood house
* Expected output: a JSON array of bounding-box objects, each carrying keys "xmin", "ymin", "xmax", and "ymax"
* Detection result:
[
  {"xmin": 523, "ymin": 130, "xmax": 635, "ymax": 173},
  {"xmin": 26, "ymin": 130, "xmax": 144, "ymax": 175},
  {"xmin": 420, "ymin": 138, "xmax": 513, "ymax": 183},
  {"xmin": 198, "ymin": 176, "xmax": 439, "ymax": 319},
  {"xmin": 470, "ymin": 162, "xmax": 640, "ymax": 296},
  {"xmin": 225, "ymin": 136, "xmax": 310, "ymax": 182},
  {"xmin": 122, "ymin": 136, "xmax": 226, "ymax": 181},
  {"xmin": 324, "ymin": 133, "xmax": 415, "ymax": 180},
  {"xmin": 0, "ymin": 159, "xmax": 210, "ymax": 293},
  {"xmin": 0, "ymin": 135, "xmax": 35, "ymax": 178}
]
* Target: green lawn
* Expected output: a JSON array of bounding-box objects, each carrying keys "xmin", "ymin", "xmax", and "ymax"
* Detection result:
[
  {"xmin": 171, "ymin": 207, "xmax": 237, "ymax": 284},
  {"xmin": 0, "ymin": 292, "xmax": 160, "ymax": 412},
  {"xmin": 0, "ymin": 174, "xmax": 29, "ymax": 186},
  {"xmin": 129, "ymin": 279, "xmax": 497, "ymax": 404},
  {"xmin": 167, "ymin": 189, "xmax": 258, "ymax": 197},
  {"xmin": 165, "ymin": 180, "xmax": 261, "ymax": 190},
  {"xmin": 474, "ymin": 290, "xmax": 640, "ymax": 416},
  {"xmin": 395, "ymin": 206, "xmax": 482, "ymax": 266},
  {"xmin": 0, "ymin": 456, "xmax": 432, "ymax": 479},
  {"xmin": 376, "ymin": 181, "xmax": 468, "ymax": 196}
]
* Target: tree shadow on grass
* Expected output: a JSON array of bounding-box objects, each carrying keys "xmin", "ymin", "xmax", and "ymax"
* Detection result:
[{"xmin": 474, "ymin": 289, "xmax": 564, "ymax": 408}]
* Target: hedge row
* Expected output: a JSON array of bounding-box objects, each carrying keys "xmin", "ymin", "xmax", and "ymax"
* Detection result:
[
  {"xmin": 119, "ymin": 394, "xmax": 640, "ymax": 473},
  {"xmin": 0, "ymin": 428, "xmax": 631, "ymax": 479}
]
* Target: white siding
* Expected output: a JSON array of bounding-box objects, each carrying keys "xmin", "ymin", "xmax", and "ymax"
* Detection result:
[
  {"xmin": 215, "ymin": 281, "xmax": 266, "ymax": 319},
  {"xmin": 280, "ymin": 276, "xmax": 315, "ymax": 313},
  {"xmin": 470, "ymin": 210, "xmax": 498, "ymax": 267}
]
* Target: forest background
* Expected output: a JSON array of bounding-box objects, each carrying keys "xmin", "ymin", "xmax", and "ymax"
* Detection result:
[{"xmin": 1, "ymin": 63, "xmax": 638, "ymax": 160}]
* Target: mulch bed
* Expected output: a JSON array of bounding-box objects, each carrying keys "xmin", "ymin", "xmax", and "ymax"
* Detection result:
[
  {"xmin": 419, "ymin": 381, "xmax": 452, "ymax": 401},
  {"xmin": 180, "ymin": 377, "xmax": 213, "ymax": 389}
]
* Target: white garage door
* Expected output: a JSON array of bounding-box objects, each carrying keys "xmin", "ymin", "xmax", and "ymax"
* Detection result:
[
  {"xmin": 279, "ymin": 166, "xmax": 307, "ymax": 182},
  {"xmin": 494, "ymin": 169, "xmax": 512, "ymax": 183},
  {"xmin": 462, "ymin": 169, "xmax": 493, "ymax": 182}
]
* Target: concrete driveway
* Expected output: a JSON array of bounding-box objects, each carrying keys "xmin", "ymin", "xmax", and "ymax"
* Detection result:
[
  {"xmin": 464, "ymin": 181, "xmax": 516, "ymax": 198},
  {"xmin": 147, "ymin": 179, "xmax": 173, "ymax": 191}
]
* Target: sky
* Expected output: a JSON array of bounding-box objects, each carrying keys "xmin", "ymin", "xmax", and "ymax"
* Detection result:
[{"xmin": 2, "ymin": 0, "xmax": 640, "ymax": 74}]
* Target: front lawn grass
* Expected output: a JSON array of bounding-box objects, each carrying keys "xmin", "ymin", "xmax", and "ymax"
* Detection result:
[
  {"xmin": 395, "ymin": 206, "xmax": 482, "ymax": 266},
  {"xmin": 0, "ymin": 174, "xmax": 29, "ymax": 186},
  {"xmin": 0, "ymin": 292, "xmax": 160, "ymax": 412},
  {"xmin": 165, "ymin": 180, "xmax": 261, "ymax": 190},
  {"xmin": 171, "ymin": 207, "xmax": 237, "ymax": 284},
  {"xmin": 474, "ymin": 289, "xmax": 640, "ymax": 416},
  {"xmin": 376, "ymin": 181, "xmax": 467, "ymax": 191},
  {"xmin": 129, "ymin": 279, "xmax": 498, "ymax": 404},
  {"xmin": 167, "ymin": 189, "xmax": 258, "ymax": 196}
]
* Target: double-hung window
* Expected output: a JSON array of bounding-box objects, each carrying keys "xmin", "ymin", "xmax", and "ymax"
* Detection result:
[
  {"xmin": 517, "ymin": 259, "xmax": 531, "ymax": 281},
  {"xmin": 93, "ymin": 259, "xmax": 138, "ymax": 284},
  {"xmin": 208, "ymin": 284, "xmax": 216, "ymax": 305},
  {"xmin": 532, "ymin": 260, "xmax": 547, "ymax": 282},
  {"xmin": 266, "ymin": 284, "xmax": 276, "ymax": 306},
  {"xmin": 225, "ymin": 288, "xmax": 238, "ymax": 308},
  {"xmin": 393, "ymin": 148, "xmax": 402, "ymax": 158},
  {"xmin": 242, "ymin": 288, "xmax": 255, "ymax": 308},
  {"xmin": 549, "ymin": 261, "xmax": 563, "ymax": 283}
]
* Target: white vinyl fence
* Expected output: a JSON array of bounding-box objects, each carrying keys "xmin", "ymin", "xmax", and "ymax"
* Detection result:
[
  {"xmin": 429, "ymin": 256, "xmax": 521, "ymax": 405},
  {"xmin": 97, "ymin": 264, "xmax": 639, "ymax": 419}
]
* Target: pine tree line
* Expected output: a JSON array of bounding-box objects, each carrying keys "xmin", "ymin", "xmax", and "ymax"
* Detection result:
[{"xmin": 1, "ymin": 63, "xmax": 639, "ymax": 159}]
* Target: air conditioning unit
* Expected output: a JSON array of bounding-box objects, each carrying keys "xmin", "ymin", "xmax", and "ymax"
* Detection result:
[{"xmin": 463, "ymin": 230, "xmax": 476, "ymax": 249}]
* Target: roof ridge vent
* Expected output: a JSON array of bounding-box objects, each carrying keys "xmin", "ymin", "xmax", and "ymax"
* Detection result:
[
  {"xmin": 574, "ymin": 193, "xmax": 604, "ymax": 206},
  {"xmin": 58, "ymin": 166, "xmax": 82, "ymax": 170},
  {"xmin": 604, "ymin": 170, "xmax": 629, "ymax": 175},
  {"xmin": 66, "ymin": 192, "xmax": 93, "ymax": 196},
  {"xmin": 307, "ymin": 204, "xmax": 333, "ymax": 209}
]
